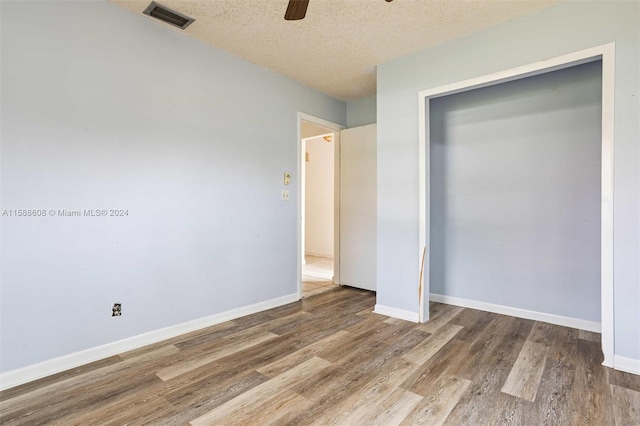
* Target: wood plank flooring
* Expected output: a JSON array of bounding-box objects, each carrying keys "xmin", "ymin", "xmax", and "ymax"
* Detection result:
[{"xmin": 1, "ymin": 287, "xmax": 639, "ymax": 425}]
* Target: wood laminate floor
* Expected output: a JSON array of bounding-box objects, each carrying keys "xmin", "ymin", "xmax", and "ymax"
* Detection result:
[{"xmin": 1, "ymin": 287, "xmax": 639, "ymax": 425}]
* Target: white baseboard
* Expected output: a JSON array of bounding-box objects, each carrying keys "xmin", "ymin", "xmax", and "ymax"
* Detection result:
[
  {"xmin": 374, "ymin": 304, "xmax": 419, "ymax": 323},
  {"xmin": 304, "ymin": 252, "xmax": 334, "ymax": 259},
  {"xmin": 0, "ymin": 293, "xmax": 299, "ymax": 391},
  {"xmin": 429, "ymin": 293, "xmax": 601, "ymax": 333},
  {"xmin": 614, "ymin": 355, "xmax": 640, "ymax": 376}
]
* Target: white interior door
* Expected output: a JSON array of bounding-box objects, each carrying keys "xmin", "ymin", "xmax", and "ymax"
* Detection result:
[{"xmin": 339, "ymin": 124, "xmax": 377, "ymax": 291}]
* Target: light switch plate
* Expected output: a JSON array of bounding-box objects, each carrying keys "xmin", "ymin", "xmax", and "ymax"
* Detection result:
[{"xmin": 284, "ymin": 172, "xmax": 291, "ymax": 185}]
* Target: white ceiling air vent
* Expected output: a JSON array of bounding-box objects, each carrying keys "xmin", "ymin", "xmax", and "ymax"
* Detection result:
[{"xmin": 143, "ymin": 2, "xmax": 195, "ymax": 30}]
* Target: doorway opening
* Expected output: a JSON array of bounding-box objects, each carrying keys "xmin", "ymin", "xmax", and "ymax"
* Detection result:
[
  {"xmin": 302, "ymin": 131, "xmax": 336, "ymax": 297},
  {"xmin": 297, "ymin": 113, "xmax": 345, "ymax": 299}
]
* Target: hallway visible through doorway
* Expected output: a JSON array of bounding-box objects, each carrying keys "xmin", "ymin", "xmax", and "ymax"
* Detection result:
[
  {"xmin": 302, "ymin": 255, "xmax": 336, "ymax": 297},
  {"xmin": 299, "ymin": 114, "xmax": 343, "ymax": 299}
]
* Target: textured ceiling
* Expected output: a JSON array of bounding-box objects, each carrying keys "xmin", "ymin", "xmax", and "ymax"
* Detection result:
[{"xmin": 111, "ymin": 0, "xmax": 563, "ymax": 101}]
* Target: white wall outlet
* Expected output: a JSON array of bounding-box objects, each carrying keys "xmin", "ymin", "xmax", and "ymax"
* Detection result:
[
  {"xmin": 284, "ymin": 172, "xmax": 291, "ymax": 185},
  {"xmin": 281, "ymin": 190, "xmax": 290, "ymax": 201}
]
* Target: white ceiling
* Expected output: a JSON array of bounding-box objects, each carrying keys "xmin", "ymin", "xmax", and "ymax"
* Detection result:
[
  {"xmin": 301, "ymin": 121, "xmax": 334, "ymax": 139},
  {"xmin": 112, "ymin": 0, "xmax": 563, "ymax": 102}
]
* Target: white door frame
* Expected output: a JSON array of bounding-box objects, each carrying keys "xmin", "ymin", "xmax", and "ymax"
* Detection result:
[
  {"xmin": 297, "ymin": 112, "xmax": 345, "ymax": 299},
  {"xmin": 417, "ymin": 43, "xmax": 615, "ymax": 367}
]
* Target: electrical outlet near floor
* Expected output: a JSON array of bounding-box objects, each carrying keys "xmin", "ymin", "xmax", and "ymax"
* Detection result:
[
  {"xmin": 281, "ymin": 190, "xmax": 290, "ymax": 201},
  {"xmin": 112, "ymin": 303, "xmax": 122, "ymax": 317}
]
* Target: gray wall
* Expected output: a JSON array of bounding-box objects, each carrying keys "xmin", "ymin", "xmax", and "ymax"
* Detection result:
[
  {"xmin": 377, "ymin": 0, "xmax": 639, "ymax": 360},
  {"xmin": 346, "ymin": 96, "xmax": 377, "ymax": 128},
  {"xmin": 430, "ymin": 61, "xmax": 602, "ymax": 322},
  {"xmin": 0, "ymin": 1, "xmax": 345, "ymax": 372}
]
